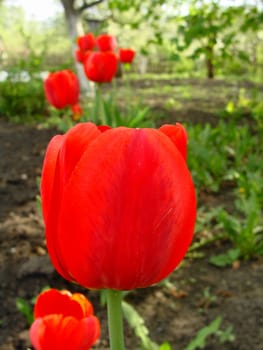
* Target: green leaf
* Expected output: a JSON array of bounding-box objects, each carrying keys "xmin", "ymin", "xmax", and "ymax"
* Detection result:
[
  {"xmin": 128, "ymin": 107, "xmax": 150, "ymax": 128},
  {"xmin": 209, "ymin": 249, "xmax": 240, "ymax": 267},
  {"xmin": 16, "ymin": 298, "xmax": 34, "ymax": 326},
  {"xmin": 159, "ymin": 342, "xmax": 171, "ymax": 350},
  {"xmin": 184, "ymin": 317, "xmax": 222, "ymax": 350},
  {"xmin": 122, "ymin": 301, "xmax": 159, "ymax": 350}
]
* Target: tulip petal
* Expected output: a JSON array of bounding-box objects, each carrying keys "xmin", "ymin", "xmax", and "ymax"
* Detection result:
[
  {"xmin": 30, "ymin": 315, "xmax": 64, "ymax": 350},
  {"xmin": 29, "ymin": 318, "xmax": 43, "ymax": 350},
  {"xmin": 34, "ymin": 289, "xmax": 88, "ymax": 320},
  {"xmin": 71, "ymin": 293, "xmax": 94, "ymax": 317},
  {"xmin": 41, "ymin": 134, "xmax": 64, "ymax": 223},
  {"xmin": 79, "ymin": 316, "xmax": 101, "ymax": 349},
  {"xmin": 42, "ymin": 123, "xmax": 101, "ymax": 281},
  {"xmin": 159, "ymin": 123, "xmax": 188, "ymax": 160}
]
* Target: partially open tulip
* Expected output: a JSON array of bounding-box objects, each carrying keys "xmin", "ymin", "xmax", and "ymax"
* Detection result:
[
  {"xmin": 96, "ymin": 34, "xmax": 117, "ymax": 51},
  {"xmin": 44, "ymin": 70, "xmax": 80, "ymax": 109},
  {"xmin": 83, "ymin": 51, "xmax": 118, "ymax": 83},
  {"xmin": 41, "ymin": 122, "xmax": 196, "ymax": 290},
  {"xmin": 77, "ymin": 33, "xmax": 96, "ymax": 52},
  {"xmin": 119, "ymin": 48, "xmax": 136, "ymax": 64},
  {"xmin": 29, "ymin": 289, "xmax": 100, "ymax": 350}
]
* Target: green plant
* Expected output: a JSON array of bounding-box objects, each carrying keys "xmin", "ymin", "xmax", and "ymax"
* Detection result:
[
  {"xmin": 210, "ymin": 189, "xmax": 263, "ymax": 265},
  {"xmin": 16, "ymin": 298, "xmax": 34, "ymax": 326},
  {"xmin": 198, "ymin": 287, "xmax": 218, "ymax": 309},
  {"xmin": 103, "ymin": 98, "xmax": 152, "ymax": 128},
  {"xmin": 187, "ymin": 123, "xmax": 228, "ymax": 192},
  {"xmin": 122, "ymin": 300, "xmax": 165, "ymax": 350},
  {"xmin": 189, "ymin": 206, "xmax": 224, "ymax": 255},
  {"xmin": 209, "ymin": 248, "xmax": 240, "ymax": 268},
  {"xmin": 184, "ymin": 316, "xmax": 235, "ymax": 350},
  {"xmin": 16, "ymin": 286, "xmax": 50, "ymax": 326},
  {"xmin": 0, "ymin": 78, "xmax": 46, "ymax": 122}
]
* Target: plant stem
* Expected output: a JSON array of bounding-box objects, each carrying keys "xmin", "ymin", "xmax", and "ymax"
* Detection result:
[
  {"xmin": 94, "ymin": 84, "xmax": 106, "ymax": 125},
  {"xmin": 106, "ymin": 289, "xmax": 125, "ymax": 350}
]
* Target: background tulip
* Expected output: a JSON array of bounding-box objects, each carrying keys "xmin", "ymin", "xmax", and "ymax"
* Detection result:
[
  {"xmin": 119, "ymin": 48, "xmax": 136, "ymax": 64},
  {"xmin": 41, "ymin": 122, "xmax": 196, "ymax": 291},
  {"xmin": 96, "ymin": 34, "xmax": 117, "ymax": 51},
  {"xmin": 44, "ymin": 70, "xmax": 80, "ymax": 109},
  {"xmin": 77, "ymin": 32, "xmax": 96, "ymax": 52},
  {"xmin": 29, "ymin": 289, "xmax": 100, "ymax": 350},
  {"xmin": 75, "ymin": 48, "xmax": 85, "ymax": 63},
  {"xmin": 84, "ymin": 51, "xmax": 118, "ymax": 83}
]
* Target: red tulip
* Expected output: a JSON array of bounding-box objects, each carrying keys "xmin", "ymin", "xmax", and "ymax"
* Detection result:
[
  {"xmin": 75, "ymin": 48, "xmax": 85, "ymax": 63},
  {"xmin": 119, "ymin": 48, "xmax": 136, "ymax": 64},
  {"xmin": 96, "ymin": 34, "xmax": 117, "ymax": 51},
  {"xmin": 41, "ymin": 122, "xmax": 196, "ymax": 290},
  {"xmin": 75, "ymin": 49, "xmax": 93, "ymax": 64},
  {"xmin": 71, "ymin": 104, "xmax": 83, "ymax": 121},
  {"xmin": 29, "ymin": 289, "xmax": 100, "ymax": 350},
  {"xmin": 77, "ymin": 33, "xmax": 96, "ymax": 51},
  {"xmin": 83, "ymin": 51, "xmax": 118, "ymax": 83},
  {"xmin": 44, "ymin": 70, "xmax": 80, "ymax": 109}
]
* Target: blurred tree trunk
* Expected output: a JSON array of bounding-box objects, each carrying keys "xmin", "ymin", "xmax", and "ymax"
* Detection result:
[
  {"xmin": 205, "ymin": 45, "xmax": 214, "ymax": 79},
  {"xmin": 59, "ymin": 0, "xmax": 90, "ymax": 93}
]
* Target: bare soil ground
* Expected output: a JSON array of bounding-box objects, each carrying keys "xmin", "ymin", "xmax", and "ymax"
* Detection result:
[{"xmin": 0, "ymin": 78, "xmax": 263, "ymax": 350}]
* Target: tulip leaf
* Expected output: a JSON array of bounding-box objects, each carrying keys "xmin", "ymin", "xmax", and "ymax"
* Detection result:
[
  {"xmin": 159, "ymin": 342, "xmax": 171, "ymax": 350},
  {"xmin": 16, "ymin": 297, "xmax": 34, "ymax": 326},
  {"xmin": 184, "ymin": 316, "xmax": 222, "ymax": 350},
  {"xmin": 122, "ymin": 300, "xmax": 159, "ymax": 350}
]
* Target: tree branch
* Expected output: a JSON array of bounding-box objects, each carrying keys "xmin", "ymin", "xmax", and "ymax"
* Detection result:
[{"xmin": 77, "ymin": 0, "xmax": 105, "ymax": 13}]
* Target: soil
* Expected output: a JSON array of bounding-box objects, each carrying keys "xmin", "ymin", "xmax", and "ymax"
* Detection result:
[{"xmin": 0, "ymin": 85, "xmax": 263, "ymax": 350}]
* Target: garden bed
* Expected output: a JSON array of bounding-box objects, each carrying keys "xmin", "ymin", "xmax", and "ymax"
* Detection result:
[{"xmin": 0, "ymin": 77, "xmax": 262, "ymax": 350}]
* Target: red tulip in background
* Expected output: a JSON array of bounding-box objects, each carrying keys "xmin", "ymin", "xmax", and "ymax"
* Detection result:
[
  {"xmin": 41, "ymin": 122, "xmax": 196, "ymax": 291},
  {"xmin": 119, "ymin": 48, "xmax": 136, "ymax": 64},
  {"xmin": 29, "ymin": 289, "xmax": 100, "ymax": 350},
  {"xmin": 96, "ymin": 34, "xmax": 117, "ymax": 52},
  {"xmin": 77, "ymin": 33, "xmax": 96, "ymax": 52},
  {"xmin": 83, "ymin": 51, "xmax": 118, "ymax": 83},
  {"xmin": 44, "ymin": 70, "xmax": 82, "ymax": 120},
  {"xmin": 75, "ymin": 48, "xmax": 85, "ymax": 63},
  {"xmin": 44, "ymin": 70, "xmax": 80, "ymax": 109},
  {"xmin": 75, "ymin": 33, "xmax": 96, "ymax": 63}
]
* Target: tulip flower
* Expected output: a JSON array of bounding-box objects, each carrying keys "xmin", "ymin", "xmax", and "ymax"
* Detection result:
[
  {"xmin": 77, "ymin": 32, "xmax": 96, "ymax": 52},
  {"xmin": 29, "ymin": 289, "xmax": 100, "ymax": 350},
  {"xmin": 75, "ymin": 48, "xmax": 85, "ymax": 63},
  {"xmin": 84, "ymin": 51, "xmax": 118, "ymax": 83},
  {"xmin": 41, "ymin": 122, "xmax": 196, "ymax": 291},
  {"xmin": 76, "ymin": 49, "xmax": 93, "ymax": 64},
  {"xmin": 119, "ymin": 48, "xmax": 136, "ymax": 64},
  {"xmin": 96, "ymin": 34, "xmax": 117, "ymax": 51},
  {"xmin": 44, "ymin": 70, "xmax": 80, "ymax": 109}
]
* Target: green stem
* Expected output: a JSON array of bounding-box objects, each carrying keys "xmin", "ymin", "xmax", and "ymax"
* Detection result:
[
  {"xmin": 123, "ymin": 65, "xmax": 132, "ymax": 120},
  {"xmin": 94, "ymin": 84, "xmax": 106, "ymax": 125},
  {"xmin": 106, "ymin": 289, "xmax": 125, "ymax": 350}
]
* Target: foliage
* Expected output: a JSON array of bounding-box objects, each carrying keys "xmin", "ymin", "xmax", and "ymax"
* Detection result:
[
  {"xmin": 187, "ymin": 123, "xmax": 228, "ymax": 192},
  {"xmin": 209, "ymin": 248, "xmax": 241, "ymax": 268},
  {"xmin": 212, "ymin": 190, "xmax": 263, "ymax": 262},
  {"xmin": 122, "ymin": 300, "xmax": 161, "ymax": 350},
  {"xmin": 171, "ymin": 1, "xmax": 262, "ymax": 78},
  {"xmin": 187, "ymin": 116, "xmax": 262, "ymax": 194},
  {"xmin": 0, "ymin": 78, "xmax": 46, "ymax": 122},
  {"xmin": 16, "ymin": 297, "xmax": 34, "ymax": 326},
  {"xmin": 101, "ymin": 97, "xmax": 152, "ymax": 128},
  {"xmin": 184, "ymin": 316, "xmax": 235, "ymax": 350}
]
